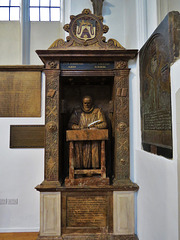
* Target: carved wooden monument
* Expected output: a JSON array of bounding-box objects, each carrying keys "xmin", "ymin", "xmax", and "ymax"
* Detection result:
[{"xmin": 36, "ymin": 9, "xmax": 138, "ymax": 240}]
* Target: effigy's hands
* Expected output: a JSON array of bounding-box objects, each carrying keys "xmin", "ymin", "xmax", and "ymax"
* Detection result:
[{"xmin": 71, "ymin": 124, "xmax": 80, "ymax": 130}]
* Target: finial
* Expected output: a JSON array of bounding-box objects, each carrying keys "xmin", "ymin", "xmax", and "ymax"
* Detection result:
[{"xmin": 90, "ymin": 0, "xmax": 104, "ymax": 16}]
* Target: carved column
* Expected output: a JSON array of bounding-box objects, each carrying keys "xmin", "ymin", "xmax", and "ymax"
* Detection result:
[
  {"xmin": 113, "ymin": 61, "xmax": 130, "ymax": 185},
  {"xmin": 43, "ymin": 60, "xmax": 61, "ymax": 187}
]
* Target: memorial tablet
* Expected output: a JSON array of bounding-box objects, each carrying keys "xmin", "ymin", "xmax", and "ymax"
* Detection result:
[
  {"xmin": 10, "ymin": 125, "xmax": 45, "ymax": 148},
  {"xmin": 0, "ymin": 70, "xmax": 41, "ymax": 117},
  {"xmin": 140, "ymin": 12, "xmax": 180, "ymax": 156}
]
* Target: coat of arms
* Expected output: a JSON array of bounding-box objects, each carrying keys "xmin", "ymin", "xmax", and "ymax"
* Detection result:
[{"xmin": 76, "ymin": 19, "xmax": 96, "ymax": 40}]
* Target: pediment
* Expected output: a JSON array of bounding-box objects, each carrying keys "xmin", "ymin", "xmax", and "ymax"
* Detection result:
[{"xmin": 49, "ymin": 9, "xmax": 125, "ymax": 50}]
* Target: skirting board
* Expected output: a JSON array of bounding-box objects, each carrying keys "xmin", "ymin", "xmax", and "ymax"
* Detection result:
[{"xmin": 0, "ymin": 228, "xmax": 39, "ymax": 233}]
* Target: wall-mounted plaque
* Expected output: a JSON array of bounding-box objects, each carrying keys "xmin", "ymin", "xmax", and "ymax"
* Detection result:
[
  {"xmin": 140, "ymin": 11, "xmax": 180, "ymax": 157},
  {"xmin": 10, "ymin": 125, "xmax": 45, "ymax": 148},
  {"xmin": 0, "ymin": 68, "xmax": 42, "ymax": 117}
]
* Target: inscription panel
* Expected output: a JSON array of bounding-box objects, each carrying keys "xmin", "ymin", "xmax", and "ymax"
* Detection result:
[
  {"xmin": 0, "ymin": 71, "xmax": 41, "ymax": 117},
  {"xmin": 62, "ymin": 192, "xmax": 113, "ymax": 234},
  {"xmin": 144, "ymin": 111, "xmax": 171, "ymax": 130},
  {"xmin": 60, "ymin": 62, "xmax": 114, "ymax": 70},
  {"xmin": 67, "ymin": 196, "xmax": 107, "ymax": 227}
]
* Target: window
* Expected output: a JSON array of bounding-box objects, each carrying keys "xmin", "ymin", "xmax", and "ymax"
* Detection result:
[
  {"xmin": 30, "ymin": 0, "xmax": 61, "ymax": 21},
  {"xmin": 0, "ymin": 0, "xmax": 20, "ymax": 21}
]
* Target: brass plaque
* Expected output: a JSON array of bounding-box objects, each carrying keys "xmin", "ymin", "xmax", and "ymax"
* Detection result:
[
  {"xmin": 140, "ymin": 12, "xmax": 180, "ymax": 150},
  {"xmin": 10, "ymin": 125, "xmax": 45, "ymax": 148},
  {"xmin": 67, "ymin": 196, "xmax": 107, "ymax": 227},
  {"xmin": 0, "ymin": 71, "xmax": 41, "ymax": 117}
]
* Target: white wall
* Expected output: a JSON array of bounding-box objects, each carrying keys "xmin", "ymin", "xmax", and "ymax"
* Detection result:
[
  {"xmin": 0, "ymin": 22, "xmax": 21, "ymax": 65},
  {"xmin": 0, "ymin": 73, "xmax": 45, "ymax": 232},
  {"xmin": 134, "ymin": 0, "xmax": 180, "ymax": 236},
  {"xmin": 134, "ymin": 58, "xmax": 180, "ymax": 240},
  {"xmin": 172, "ymin": 59, "xmax": 180, "ymax": 240},
  {"xmin": 30, "ymin": 22, "xmax": 64, "ymax": 64}
]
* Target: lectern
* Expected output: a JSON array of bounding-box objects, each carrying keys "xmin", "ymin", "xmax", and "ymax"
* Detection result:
[
  {"xmin": 66, "ymin": 129, "xmax": 109, "ymax": 186},
  {"xmin": 36, "ymin": 9, "xmax": 139, "ymax": 240}
]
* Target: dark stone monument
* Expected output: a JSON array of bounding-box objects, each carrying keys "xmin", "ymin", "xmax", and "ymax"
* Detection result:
[{"xmin": 140, "ymin": 11, "xmax": 180, "ymax": 158}]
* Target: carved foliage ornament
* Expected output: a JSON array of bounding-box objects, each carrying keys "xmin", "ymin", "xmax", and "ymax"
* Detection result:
[{"xmin": 49, "ymin": 9, "xmax": 125, "ymax": 50}]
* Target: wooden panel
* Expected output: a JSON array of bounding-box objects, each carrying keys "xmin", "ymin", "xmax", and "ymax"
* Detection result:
[
  {"xmin": 0, "ymin": 71, "xmax": 41, "ymax": 117},
  {"xmin": 10, "ymin": 125, "xmax": 45, "ymax": 148},
  {"xmin": 66, "ymin": 129, "xmax": 108, "ymax": 141},
  {"xmin": 62, "ymin": 191, "xmax": 113, "ymax": 234}
]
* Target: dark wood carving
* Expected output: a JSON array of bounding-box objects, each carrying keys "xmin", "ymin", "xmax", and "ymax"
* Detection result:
[
  {"xmin": 36, "ymin": 8, "xmax": 139, "ymax": 240},
  {"xmin": 36, "ymin": 9, "xmax": 138, "ymax": 189},
  {"xmin": 113, "ymin": 64, "xmax": 130, "ymax": 184},
  {"xmin": 44, "ymin": 67, "xmax": 61, "ymax": 186},
  {"xmin": 65, "ymin": 129, "xmax": 109, "ymax": 186},
  {"xmin": 140, "ymin": 11, "xmax": 180, "ymax": 156},
  {"xmin": 10, "ymin": 125, "xmax": 45, "ymax": 148}
]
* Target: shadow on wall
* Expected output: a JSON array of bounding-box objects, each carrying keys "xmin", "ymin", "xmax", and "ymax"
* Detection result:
[{"xmin": 102, "ymin": 1, "xmax": 115, "ymax": 20}]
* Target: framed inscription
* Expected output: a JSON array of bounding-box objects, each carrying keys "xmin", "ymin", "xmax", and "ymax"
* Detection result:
[
  {"xmin": 0, "ymin": 70, "xmax": 41, "ymax": 117},
  {"xmin": 62, "ymin": 191, "xmax": 113, "ymax": 234}
]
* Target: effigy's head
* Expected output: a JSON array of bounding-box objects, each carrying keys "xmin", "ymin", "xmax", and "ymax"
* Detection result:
[{"xmin": 82, "ymin": 96, "xmax": 93, "ymax": 112}]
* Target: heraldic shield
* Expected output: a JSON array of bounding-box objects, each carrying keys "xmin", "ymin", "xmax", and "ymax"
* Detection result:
[{"xmin": 76, "ymin": 19, "xmax": 96, "ymax": 40}]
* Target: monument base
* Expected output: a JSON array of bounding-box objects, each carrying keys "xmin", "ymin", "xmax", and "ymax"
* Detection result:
[
  {"xmin": 37, "ymin": 234, "xmax": 138, "ymax": 240},
  {"xmin": 37, "ymin": 236, "xmax": 62, "ymax": 240},
  {"xmin": 37, "ymin": 186, "xmax": 139, "ymax": 240}
]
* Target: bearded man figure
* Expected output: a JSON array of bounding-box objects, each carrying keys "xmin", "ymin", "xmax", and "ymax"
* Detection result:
[{"xmin": 68, "ymin": 96, "xmax": 107, "ymax": 169}]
